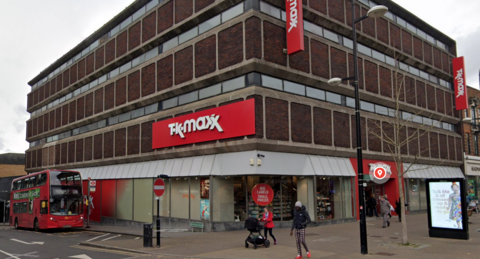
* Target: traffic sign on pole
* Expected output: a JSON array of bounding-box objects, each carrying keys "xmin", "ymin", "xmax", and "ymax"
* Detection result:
[{"xmin": 154, "ymin": 179, "xmax": 165, "ymax": 197}]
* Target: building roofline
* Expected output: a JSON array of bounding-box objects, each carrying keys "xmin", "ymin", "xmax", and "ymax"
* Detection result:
[
  {"xmin": 376, "ymin": 0, "xmax": 455, "ymax": 47},
  {"xmin": 28, "ymin": 0, "xmax": 151, "ymax": 86}
]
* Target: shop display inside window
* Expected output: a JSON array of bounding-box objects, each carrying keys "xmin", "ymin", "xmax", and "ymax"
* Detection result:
[{"xmin": 316, "ymin": 178, "xmax": 336, "ymax": 220}]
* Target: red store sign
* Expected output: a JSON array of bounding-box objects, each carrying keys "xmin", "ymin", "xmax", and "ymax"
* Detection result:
[
  {"xmin": 452, "ymin": 57, "xmax": 468, "ymax": 110},
  {"xmin": 252, "ymin": 184, "xmax": 274, "ymax": 206},
  {"xmin": 286, "ymin": 0, "xmax": 304, "ymax": 54},
  {"xmin": 152, "ymin": 99, "xmax": 255, "ymax": 149}
]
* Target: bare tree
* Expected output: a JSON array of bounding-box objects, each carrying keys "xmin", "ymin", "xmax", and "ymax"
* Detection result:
[{"xmin": 365, "ymin": 54, "xmax": 445, "ymax": 244}]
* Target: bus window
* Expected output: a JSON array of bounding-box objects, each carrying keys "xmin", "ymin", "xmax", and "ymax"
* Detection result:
[
  {"xmin": 37, "ymin": 174, "xmax": 47, "ymax": 186},
  {"xmin": 29, "ymin": 176, "xmax": 37, "ymax": 188},
  {"xmin": 19, "ymin": 179, "xmax": 25, "ymax": 189},
  {"xmin": 22, "ymin": 202, "xmax": 28, "ymax": 213}
]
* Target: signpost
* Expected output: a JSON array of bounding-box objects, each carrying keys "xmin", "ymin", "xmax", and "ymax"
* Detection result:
[{"xmin": 154, "ymin": 178, "xmax": 165, "ymax": 248}]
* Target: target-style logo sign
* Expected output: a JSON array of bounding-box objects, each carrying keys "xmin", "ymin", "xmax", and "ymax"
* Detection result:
[{"xmin": 369, "ymin": 163, "xmax": 392, "ymax": 184}]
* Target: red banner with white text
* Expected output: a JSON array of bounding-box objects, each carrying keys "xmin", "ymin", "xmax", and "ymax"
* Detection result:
[
  {"xmin": 286, "ymin": 0, "xmax": 304, "ymax": 54},
  {"xmin": 453, "ymin": 57, "xmax": 468, "ymax": 110},
  {"xmin": 152, "ymin": 99, "xmax": 255, "ymax": 149}
]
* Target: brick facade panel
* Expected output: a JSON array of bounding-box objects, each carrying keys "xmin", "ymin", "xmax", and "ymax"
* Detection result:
[
  {"xmin": 245, "ymin": 17, "xmax": 262, "ymax": 60},
  {"xmin": 413, "ymin": 37, "xmax": 423, "ymax": 60},
  {"xmin": 69, "ymin": 101, "xmax": 76, "ymax": 124},
  {"xmin": 116, "ymin": 77, "xmax": 127, "ymax": 106},
  {"xmin": 49, "ymin": 146, "xmax": 54, "ymax": 166},
  {"xmin": 265, "ymin": 98, "xmax": 289, "ymax": 141},
  {"xmin": 456, "ymin": 137, "xmax": 462, "ymax": 161},
  {"xmin": 175, "ymin": 0, "xmax": 193, "ymax": 23},
  {"xmin": 448, "ymin": 136, "xmax": 455, "ymax": 160},
  {"xmin": 442, "ymin": 52, "xmax": 450, "ymax": 74},
  {"xmin": 334, "ymin": 112, "xmax": 350, "ymax": 148},
  {"xmin": 104, "ymin": 131, "xmax": 114, "ymax": 158},
  {"xmin": 76, "ymin": 139, "xmax": 83, "ymax": 162},
  {"xmin": 158, "ymin": 1, "xmax": 173, "ymax": 34},
  {"xmin": 142, "ymin": 12, "xmax": 157, "ymax": 43},
  {"xmin": 157, "ymin": 55, "xmax": 173, "ymax": 91},
  {"xmin": 419, "ymin": 130, "xmax": 429, "ymax": 157},
  {"xmin": 329, "ymin": 0, "xmax": 345, "ymax": 23},
  {"xmin": 95, "ymin": 47, "xmax": 105, "ymax": 70},
  {"xmin": 76, "ymin": 96, "xmax": 85, "ymax": 120},
  {"xmin": 390, "ymin": 24, "xmax": 401, "ymax": 50},
  {"xmin": 365, "ymin": 61, "xmax": 378, "ymax": 94},
  {"xmin": 311, "ymin": 40, "xmax": 329, "ymax": 79},
  {"xmin": 128, "ymin": 70, "xmax": 141, "ymax": 101},
  {"xmin": 115, "ymin": 128, "xmax": 126, "ymax": 157},
  {"xmin": 32, "ymin": 118, "xmax": 37, "ymax": 136},
  {"xmin": 116, "ymin": 31, "xmax": 128, "ymax": 58},
  {"xmin": 68, "ymin": 141, "xmax": 75, "ymax": 163},
  {"xmin": 368, "ymin": 119, "xmax": 381, "ymax": 152},
  {"xmin": 86, "ymin": 53, "xmax": 95, "ymax": 75},
  {"xmin": 49, "ymin": 111, "xmax": 55, "ymax": 130},
  {"xmin": 376, "ymin": 18, "xmax": 389, "ymax": 44},
  {"xmin": 330, "ymin": 47, "xmax": 347, "ymax": 79},
  {"xmin": 247, "ymin": 95, "xmax": 264, "ymax": 139},
  {"xmin": 426, "ymin": 85, "xmax": 436, "ymax": 111},
  {"xmin": 94, "ymin": 134, "xmax": 103, "ymax": 160},
  {"xmin": 218, "ymin": 23, "xmax": 243, "ymax": 69},
  {"xmin": 433, "ymin": 48, "xmax": 442, "ymax": 69},
  {"xmin": 55, "ymin": 107, "xmax": 62, "ymax": 128},
  {"xmin": 62, "ymin": 104, "xmax": 69, "ymax": 126},
  {"xmin": 314, "ymin": 108, "xmax": 331, "ymax": 145},
  {"xmin": 348, "ymin": 54, "xmax": 364, "ymax": 89},
  {"xmin": 264, "ymin": 21, "xmax": 286, "ymax": 66},
  {"xmin": 127, "ymin": 125, "xmax": 140, "ymax": 155},
  {"xmin": 38, "ymin": 117, "xmax": 43, "ymax": 135},
  {"xmin": 291, "ymin": 103, "xmax": 312, "ymax": 143},
  {"xmin": 104, "ymin": 83, "xmax": 115, "ymax": 111},
  {"xmin": 405, "ymin": 76, "xmax": 416, "ymax": 105},
  {"xmin": 311, "ymin": 0, "xmax": 327, "ymax": 15},
  {"xmin": 289, "ymin": 37, "xmax": 310, "ymax": 73},
  {"xmin": 141, "ymin": 121, "xmax": 154, "ymax": 153},
  {"xmin": 361, "ymin": 8, "xmax": 375, "ymax": 38},
  {"xmin": 140, "ymin": 63, "xmax": 155, "ymax": 97},
  {"xmin": 351, "ymin": 116, "xmax": 366, "ymax": 150},
  {"xmin": 424, "ymin": 43, "xmax": 433, "ymax": 65},
  {"xmin": 55, "ymin": 144, "xmax": 61, "ymax": 165},
  {"xmin": 43, "ymin": 114, "xmax": 49, "ymax": 133},
  {"xmin": 436, "ymin": 88, "xmax": 445, "ymax": 114},
  {"xmin": 105, "ymin": 39, "xmax": 116, "ymax": 64},
  {"xmin": 61, "ymin": 143, "xmax": 67, "ymax": 164},
  {"xmin": 195, "ymin": 0, "xmax": 214, "ymax": 12},
  {"xmin": 56, "ymin": 75, "xmax": 62, "ymax": 92},
  {"xmin": 379, "ymin": 66, "xmax": 391, "ymax": 98},
  {"xmin": 70, "ymin": 63, "xmax": 78, "ymax": 84},
  {"xmin": 85, "ymin": 93, "xmax": 94, "ymax": 118},
  {"xmin": 445, "ymin": 92, "xmax": 453, "ymax": 116},
  {"xmin": 195, "ymin": 35, "xmax": 216, "ymax": 77},
  {"xmin": 430, "ymin": 132, "xmax": 439, "ymax": 158},
  {"xmin": 39, "ymin": 86, "xmax": 44, "ymax": 103},
  {"xmin": 401, "ymin": 30, "xmax": 412, "ymax": 55},
  {"xmin": 382, "ymin": 122, "xmax": 394, "ymax": 153},
  {"xmin": 129, "ymin": 22, "xmax": 141, "ymax": 51},
  {"xmin": 95, "ymin": 88, "xmax": 104, "ymax": 114},
  {"xmin": 174, "ymin": 47, "xmax": 193, "ymax": 85},
  {"xmin": 439, "ymin": 134, "xmax": 448, "ymax": 159},
  {"xmin": 416, "ymin": 81, "xmax": 426, "ymax": 108}
]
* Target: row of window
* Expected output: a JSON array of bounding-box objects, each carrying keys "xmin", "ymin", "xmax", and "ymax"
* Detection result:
[
  {"xmin": 358, "ymin": 0, "xmax": 449, "ymax": 52},
  {"xmin": 13, "ymin": 203, "xmax": 28, "ymax": 214},
  {"xmin": 30, "ymin": 2, "xmax": 246, "ymax": 118},
  {"xmin": 259, "ymin": 2, "xmax": 453, "ymax": 91},
  {"xmin": 11, "ymin": 174, "xmax": 47, "ymax": 191},
  {"xmin": 32, "ymin": 0, "xmax": 166, "ymax": 90},
  {"xmin": 466, "ymin": 134, "xmax": 479, "ymax": 155},
  {"xmin": 29, "ymin": 72, "xmax": 456, "ymax": 148}
]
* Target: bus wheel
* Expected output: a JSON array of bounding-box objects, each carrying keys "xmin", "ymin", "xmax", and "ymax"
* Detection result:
[
  {"xmin": 14, "ymin": 218, "xmax": 18, "ymax": 229},
  {"xmin": 34, "ymin": 219, "xmax": 39, "ymax": 232}
]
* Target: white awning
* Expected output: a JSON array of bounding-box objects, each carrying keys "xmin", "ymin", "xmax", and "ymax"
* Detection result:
[
  {"xmin": 403, "ymin": 163, "xmax": 464, "ymax": 179},
  {"xmin": 73, "ymin": 151, "xmax": 357, "ymax": 179}
]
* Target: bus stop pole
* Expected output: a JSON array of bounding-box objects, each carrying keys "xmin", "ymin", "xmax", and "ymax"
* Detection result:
[
  {"xmin": 87, "ymin": 181, "xmax": 91, "ymax": 228},
  {"xmin": 157, "ymin": 198, "xmax": 160, "ymax": 247}
]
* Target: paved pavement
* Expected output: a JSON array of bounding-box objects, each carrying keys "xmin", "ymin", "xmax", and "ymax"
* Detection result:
[{"xmin": 78, "ymin": 213, "xmax": 480, "ymax": 259}]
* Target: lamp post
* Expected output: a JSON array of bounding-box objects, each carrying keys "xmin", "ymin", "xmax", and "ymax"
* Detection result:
[{"xmin": 328, "ymin": 3, "xmax": 388, "ymax": 255}]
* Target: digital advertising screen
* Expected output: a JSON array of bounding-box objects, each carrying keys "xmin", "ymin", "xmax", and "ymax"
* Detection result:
[{"xmin": 428, "ymin": 181, "xmax": 463, "ymax": 230}]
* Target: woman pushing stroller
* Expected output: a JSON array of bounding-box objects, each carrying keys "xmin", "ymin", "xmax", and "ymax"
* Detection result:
[{"xmin": 259, "ymin": 206, "xmax": 277, "ymax": 245}]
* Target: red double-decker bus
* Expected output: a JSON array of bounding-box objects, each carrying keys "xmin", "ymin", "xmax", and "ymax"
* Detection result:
[{"xmin": 10, "ymin": 169, "xmax": 84, "ymax": 231}]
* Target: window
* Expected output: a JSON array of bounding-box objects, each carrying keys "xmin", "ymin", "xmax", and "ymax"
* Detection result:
[
  {"xmin": 326, "ymin": 92, "xmax": 341, "ymax": 104},
  {"xmin": 178, "ymin": 91, "xmax": 198, "ymax": 105},
  {"xmin": 260, "ymin": 2, "xmax": 281, "ymax": 19},
  {"xmin": 199, "ymin": 15, "xmax": 221, "ymax": 34},
  {"xmin": 305, "ymin": 21, "xmax": 323, "ymax": 36},
  {"xmin": 306, "ymin": 87, "xmax": 325, "ymax": 101},
  {"xmin": 223, "ymin": 76, "xmax": 245, "ymax": 92},
  {"xmin": 261, "ymin": 75, "xmax": 282, "ymax": 90},
  {"xmin": 221, "ymin": 3, "xmax": 244, "ymax": 22},
  {"xmin": 358, "ymin": 44, "xmax": 372, "ymax": 56},
  {"xmin": 162, "ymin": 37, "xmax": 178, "ymax": 52},
  {"xmin": 37, "ymin": 174, "xmax": 47, "ymax": 186},
  {"xmin": 145, "ymin": 102, "xmax": 159, "ymax": 115},
  {"xmin": 467, "ymin": 134, "xmax": 471, "ymax": 154},
  {"xmin": 162, "ymin": 97, "xmax": 178, "ymax": 109},
  {"xmin": 179, "ymin": 28, "xmax": 198, "ymax": 44},
  {"xmin": 283, "ymin": 81, "xmax": 305, "ymax": 96},
  {"xmin": 475, "ymin": 135, "xmax": 479, "ymax": 155},
  {"xmin": 323, "ymin": 29, "xmax": 339, "ymax": 43},
  {"xmin": 360, "ymin": 101, "xmax": 374, "ymax": 112},
  {"xmin": 199, "ymin": 84, "xmax": 221, "ymax": 99}
]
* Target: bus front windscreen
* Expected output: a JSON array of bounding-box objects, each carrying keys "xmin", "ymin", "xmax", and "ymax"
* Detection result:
[{"xmin": 49, "ymin": 171, "xmax": 83, "ymax": 216}]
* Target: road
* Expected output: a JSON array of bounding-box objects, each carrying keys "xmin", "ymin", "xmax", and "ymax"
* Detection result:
[{"xmin": 0, "ymin": 226, "xmax": 148, "ymax": 259}]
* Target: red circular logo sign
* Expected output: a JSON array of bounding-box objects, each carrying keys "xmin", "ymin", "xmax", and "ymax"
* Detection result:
[
  {"xmin": 373, "ymin": 167, "xmax": 386, "ymax": 180},
  {"xmin": 154, "ymin": 179, "xmax": 165, "ymax": 197},
  {"xmin": 252, "ymin": 184, "xmax": 274, "ymax": 206}
]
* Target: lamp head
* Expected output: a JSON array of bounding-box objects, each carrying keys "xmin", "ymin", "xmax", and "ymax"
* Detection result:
[
  {"xmin": 367, "ymin": 5, "xmax": 388, "ymax": 18},
  {"xmin": 463, "ymin": 117, "xmax": 472, "ymax": 123},
  {"xmin": 327, "ymin": 78, "xmax": 342, "ymax": 86}
]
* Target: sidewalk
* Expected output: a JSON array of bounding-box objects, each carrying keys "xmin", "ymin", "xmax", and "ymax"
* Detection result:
[
  {"xmin": 84, "ymin": 223, "xmax": 203, "ymax": 239},
  {"xmin": 80, "ymin": 213, "xmax": 480, "ymax": 259}
]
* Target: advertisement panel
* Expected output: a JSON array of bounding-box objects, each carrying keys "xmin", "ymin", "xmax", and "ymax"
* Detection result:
[
  {"xmin": 426, "ymin": 179, "xmax": 469, "ymax": 240},
  {"xmin": 152, "ymin": 99, "xmax": 255, "ymax": 149},
  {"xmin": 286, "ymin": 0, "xmax": 304, "ymax": 54},
  {"xmin": 200, "ymin": 199, "xmax": 210, "ymax": 221},
  {"xmin": 452, "ymin": 57, "xmax": 468, "ymax": 110}
]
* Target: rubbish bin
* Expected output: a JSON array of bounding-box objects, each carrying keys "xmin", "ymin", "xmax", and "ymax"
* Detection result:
[{"xmin": 143, "ymin": 223, "xmax": 153, "ymax": 247}]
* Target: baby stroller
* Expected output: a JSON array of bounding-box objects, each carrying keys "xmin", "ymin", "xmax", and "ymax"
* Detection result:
[{"xmin": 244, "ymin": 217, "xmax": 270, "ymax": 249}]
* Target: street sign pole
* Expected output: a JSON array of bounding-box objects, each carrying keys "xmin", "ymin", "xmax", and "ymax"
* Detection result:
[
  {"xmin": 157, "ymin": 197, "xmax": 160, "ymax": 248},
  {"xmin": 154, "ymin": 177, "xmax": 166, "ymax": 248},
  {"xmin": 87, "ymin": 179, "xmax": 91, "ymax": 228}
]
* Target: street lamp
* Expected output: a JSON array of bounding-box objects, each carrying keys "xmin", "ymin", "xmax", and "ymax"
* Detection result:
[{"xmin": 328, "ymin": 2, "xmax": 388, "ymax": 255}]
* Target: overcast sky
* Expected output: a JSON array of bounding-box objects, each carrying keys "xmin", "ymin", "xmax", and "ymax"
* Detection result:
[{"xmin": 0, "ymin": 0, "xmax": 478, "ymax": 155}]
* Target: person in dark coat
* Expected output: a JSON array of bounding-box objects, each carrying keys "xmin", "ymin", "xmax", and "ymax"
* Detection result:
[
  {"xmin": 367, "ymin": 194, "xmax": 378, "ymax": 217},
  {"xmin": 290, "ymin": 201, "xmax": 312, "ymax": 259},
  {"xmin": 395, "ymin": 199, "xmax": 402, "ymax": 222}
]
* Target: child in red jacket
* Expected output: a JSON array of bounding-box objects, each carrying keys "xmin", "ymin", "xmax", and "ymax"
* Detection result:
[{"xmin": 260, "ymin": 206, "xmax": 277, "ymax": 245}]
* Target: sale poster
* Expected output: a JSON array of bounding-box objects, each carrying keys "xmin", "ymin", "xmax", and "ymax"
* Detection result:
[
  {"xmin": 467, "ymin": 180, "xmax": 475, "ymax": 197},
  {"xmin": 200, "ymin": 199, "xmax": 210, "ymax": 221},
  {"xmin": 429, "ymin": 181, "xmax": 463, "ymax": 229}
]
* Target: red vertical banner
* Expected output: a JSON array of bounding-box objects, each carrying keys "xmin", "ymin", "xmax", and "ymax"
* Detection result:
[
  {"xmin": 453, "ymin": 57, "xmax": 468, "ymax": 110},
  {"xmin": 286, "ymin": 0, "xmax": 304, "ymax": 54}
]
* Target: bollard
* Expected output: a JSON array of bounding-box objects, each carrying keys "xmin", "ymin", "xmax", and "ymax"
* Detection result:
[{"xmin": 143, "ymin": 223, "xmax": 153, "ymax": 247}]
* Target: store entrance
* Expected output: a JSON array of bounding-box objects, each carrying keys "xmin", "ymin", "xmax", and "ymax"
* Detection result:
[{"xmin": 364, "ymin": 182, "xmax": 384, "ymax": 217}]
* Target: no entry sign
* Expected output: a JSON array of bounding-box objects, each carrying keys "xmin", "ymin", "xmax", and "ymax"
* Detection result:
[
  {"xmin": 154, "ymin": 179, "xmax": 165, "ymax": 197},
  {"xmin": 252, "ymin": 184, "xmax": 274, "ymax": 206}
]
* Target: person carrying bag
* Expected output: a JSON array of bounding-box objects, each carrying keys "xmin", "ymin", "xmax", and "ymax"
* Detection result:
[
  {"xmin": 260, "ymin": 206, "xmax": 277, "ymax": 245},
  {"xmin": 290, "ymin": 201, "xmax": 311, "ymax": 259}
]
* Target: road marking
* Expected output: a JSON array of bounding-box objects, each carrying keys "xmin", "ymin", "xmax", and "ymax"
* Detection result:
[
  {"xmin": 135, "ymin": 237, "xmax": 140, "ymax": 240},
  {"xmin": 101, "ymin": 234, "xmax": 121, "ymax": 241},
  {"xmin": 10, "ymin": 239, "xmax": 44, "ymax": 245},
  {"xmin": 86, "ymin": 233, "xmax": 110, "ymax": 242},
  {"xmin": 6, "ymin": 251, "xmax": 39, "ymax": 258},
  {"xmin": 0, "ymin": 249, "xmax": 20, "ymax": 259},
  {"xmin": 69, "ymin": 254, "xmax": 92, "ymax": 259},
  {"xmin": 71, "ymin": 245, "xmax": 144, "ymax": 256}
]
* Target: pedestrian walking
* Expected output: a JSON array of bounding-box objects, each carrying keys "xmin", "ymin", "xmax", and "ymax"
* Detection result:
[
  {"xmin": 290, "ymin": 201, "xmax": 311, "ymax": 259},
  {"xmin": 380, "ymin": 196, "xmax": 391, "ymax": 228},
  {"xmin": 367, "ymin": 194, "xmax": 379, "ymax": 217},
  {"xmin": 260, "ymin": 206, "xmax": 277, "ymax": 245}
]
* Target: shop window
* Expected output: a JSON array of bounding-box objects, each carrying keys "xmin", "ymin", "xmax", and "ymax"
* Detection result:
[
  {"xmin": 171, "ymin": 178, "xmax": 189, "ymax": 219},
  {"xmin": 190, "ymin": 178, "xmax": 202, "ymax": 220},
  {"xmin": 234, "ymin": 177, "xmax": 247, "ymax": 221},
  {"xmin": 212, "ymin": 177, "xmax": 234, "ymax": 221},
  {"xmin": 419, "ymin": 180, "xmax": 427, "ymax": 210},
  {"xmin": 316, "ymin": 177, "xmax": 340, "ymax": 220},
  {"xmin": 407, "ymin": 179, "xmax": 420, "ymax": 211},
  {"xmin": 134, "ymin": 179, "xmax": 153, "ymax": 223}
]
